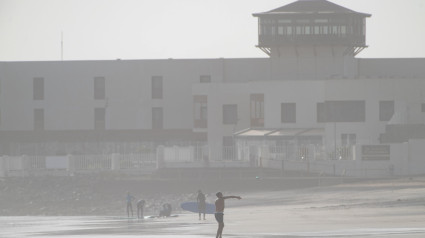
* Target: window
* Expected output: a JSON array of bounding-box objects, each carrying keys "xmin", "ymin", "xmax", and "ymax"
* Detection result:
[
  {"xmin": 200, "ymin": 75, "xmax": 211, "ymax": 83},
  {"xmin": 317, "ymin": 101, "xmax": 365, "ymax": 122},
  {"xmin": 281, "ymin": 103, "xmax": 296, "ymax": 123},
  {"xmin": 151, "ymin": 76, "xmax": 163, "ymax": 99},
  {"xmin": 194, "ymin": 95, "xmax": 207, "ymax": 128},
  {"xmin": 322, "ymin": 26, "xmax": 328, "ymax": 34},
  {"xmin": 379, "ymin": 101, "xmax": 394, "ymax": 121},
  {"xmin": 33, "ymin": 77, "xmax": 44, "ymax": 100},
  {"xmin": 314, "ymin": 26, "xmax": 320, "ymax": 35},
  {"xmin": 250, "ymin": 94, "xmax": 264, "ymax": 127},
  {"xmin": 223, "ymin": 104, "xmax": 238, "ymax": 125},
  {"xmin": 286, "ymin": 26, "xmax": 292, "ymax": 35},
  {"xmin": 341, "ymin": 133, "xmax": 356, "ymax": 146},
  {"xmin": 278, "ymin": 26, "xmax": 284, "ymax": 35},
  {"xmin": 296, "ymin": 26, "xmax": 302, "ymax": 35},
  {"xmin": 94, "ymin": 108, "xmax": 105, "ymax": 130},
  {"xmin": 34, "ymin": 108, "xmax": 44, "ymax": 131},
  {"xmin": 341, "ymin": 26, "xmax": 347, "ymax": 35},
  {"xmin": 305, "ymin": 26, "xmax": 311, "ymax": 35},
  {"xmin": 332, "ymin": 26, "xmax": 338, "ymax": 35},
  {"xmin": 94, "ymin": 77, "xmax": 105, "ymax": 100},
  {"xmin": 152, "ymin": 107, "xmax": 163, "ymax": 129}
]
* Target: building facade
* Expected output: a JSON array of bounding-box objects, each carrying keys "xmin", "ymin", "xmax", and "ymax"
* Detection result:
[{"xmin": 1, "ymin": 0, "xmax": 425, "ymax": 175}]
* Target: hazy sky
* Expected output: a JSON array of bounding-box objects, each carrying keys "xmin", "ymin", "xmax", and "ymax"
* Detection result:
[{"xmin": 1, "ymin": 0, "xmax": 424, "ymax": 61}]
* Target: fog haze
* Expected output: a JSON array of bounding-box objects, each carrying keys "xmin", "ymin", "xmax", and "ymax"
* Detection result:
[
  {"xmin": 1, "ymin": 0, "xmax": 425, "ymax": 237},
  {"xmin": 1, "ymin": 0, "xmax": 425, "ymax": 61}
]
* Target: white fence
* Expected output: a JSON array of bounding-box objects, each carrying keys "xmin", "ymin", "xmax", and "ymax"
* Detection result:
[
  {"xmin": 1, "ymin": 140, "xmax": 425, "ymax": 178},
  {"xmin": 0, "ymin": 153, "xmax": 156, "ymax": 177}
]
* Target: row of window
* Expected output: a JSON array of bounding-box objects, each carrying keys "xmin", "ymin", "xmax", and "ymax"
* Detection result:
[
  {"xmin": 261, "ymin": 25, "xmax": 348, "ymax": 36},
  {"xmin": 193, "ymin": 97, "xmax": 407, "ymax": 129},
  {"xmin": 259, "ymin": 18, "xmax": 366, "ymax": 37},
  {"xmin": 32, "ymin": 107, "xmax": 164, "ymax": 131},
  {"xmin": 260, "ymin": 24, "xmax": 365, "ymax": 37},
  {"xmin": 260, "ymin": 18, "xmax": 350, "ymax": 24},
  {"xmin": 33, "ymin": 75, "xmax": 212, "ymax": 101},
  {"xmin": 14, "ymin": 100, "xmax": 425, "ymax": 131},
  {"xmin": 284, "ymin": 101, "xmax": 396, "ymax": 123}
]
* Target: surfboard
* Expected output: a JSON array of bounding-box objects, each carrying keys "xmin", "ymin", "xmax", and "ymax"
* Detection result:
[{"xmin": 180, "ymin": 202, "xmax": 215, "ymax": 214}]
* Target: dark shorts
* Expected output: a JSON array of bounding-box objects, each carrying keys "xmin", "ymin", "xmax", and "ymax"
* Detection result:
[{"xmin": 215, "ymin": 212, "xmax": 224, "ymax": 223}]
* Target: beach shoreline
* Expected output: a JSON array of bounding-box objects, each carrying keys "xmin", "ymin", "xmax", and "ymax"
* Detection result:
[{"xmin": 1, "ymin": 175, "xmax": 425, "ymax": 237}]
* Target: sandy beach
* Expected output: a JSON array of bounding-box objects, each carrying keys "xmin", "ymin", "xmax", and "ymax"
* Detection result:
[{"xmin": 1, "ymin": 175, "xmax": 425, "ymax": 237}]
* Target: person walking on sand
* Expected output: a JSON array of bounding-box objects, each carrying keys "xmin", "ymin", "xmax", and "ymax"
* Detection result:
[
  {"xmin": 214, "ymin": 192, "xmax": 242, "ymax": 238},
  {"xmin": 126, "ymin": 191, "xmax": 135, "ymax": 217},
  {"xmin": 197, "ymin": 190, "xmax": 206, "ymax": 220}
]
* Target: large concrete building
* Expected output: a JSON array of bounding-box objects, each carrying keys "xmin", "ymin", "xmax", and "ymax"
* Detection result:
[{"xmin": 1, "ymin": 0, "xmax": 425, "ymax": 176}]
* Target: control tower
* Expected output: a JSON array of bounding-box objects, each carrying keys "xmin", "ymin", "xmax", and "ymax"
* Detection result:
[{"xmin": 253, "ymin": 0, "xmax": 371, "ymax": 80}]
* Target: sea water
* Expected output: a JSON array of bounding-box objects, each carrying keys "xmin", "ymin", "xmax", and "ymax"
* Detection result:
[{"xmin": 1, "ymin": 216, "xmax": 425, "ymax": 238}]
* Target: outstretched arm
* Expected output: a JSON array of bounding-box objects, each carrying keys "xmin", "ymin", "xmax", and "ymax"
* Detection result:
[{"xmin": 223, "ymin": 195, "xmax": 242, "ymax": 200}]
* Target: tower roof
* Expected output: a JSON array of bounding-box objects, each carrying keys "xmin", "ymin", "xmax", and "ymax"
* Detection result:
[{"xmin": 253, "ymin": 0, "xmax": 371, "ymax": 17}]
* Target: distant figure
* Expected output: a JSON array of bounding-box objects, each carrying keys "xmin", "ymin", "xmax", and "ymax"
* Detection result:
[
  {"xmin": 159, "ymin": 203, "xmax": 172, "ymax": 217},
  {"xmin": 214, "ymin": 192, "xmax": 242, "ymax": 238},
  {"xmin": 126, "ymin": 192, "xmax": 135, "ymax": 217},
  {"xmin": 137, "ymin": 199, "xmax": 145, "ymax": 219},
  {"xmin": 197, "ymin": 190, "xmax": 206, "ymax": 220}
]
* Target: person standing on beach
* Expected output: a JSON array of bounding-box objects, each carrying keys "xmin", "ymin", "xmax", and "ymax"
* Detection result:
[
  {"xmin": 137, "ymin": 199, "xmax": 145, "ymax": 219},
  {"xmin": 197, "ymin": 190, "xmax": 206, "ymax": 220},
  {"xmin": 214, "ymin": 192, "xmax": 242, "ymax": 238},
  {"xmin": 126, "ymin": 191, "xmax": 135, "ymax": 217}
]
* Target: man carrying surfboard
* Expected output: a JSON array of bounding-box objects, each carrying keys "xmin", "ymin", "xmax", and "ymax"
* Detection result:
[
  {"xmin": 214, "ymin": 192, "xmax": 242, "ymax": 238},
  {"xmin": 197, "ymin": 190, "xmax": 206, "ymax": 220}
]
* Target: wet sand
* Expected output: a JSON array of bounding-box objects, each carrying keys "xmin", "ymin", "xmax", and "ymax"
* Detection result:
[{"xmin": 1, "ymin": 177, "xmax": 425, "ymax": 237}]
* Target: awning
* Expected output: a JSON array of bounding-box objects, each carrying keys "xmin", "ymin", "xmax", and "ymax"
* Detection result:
[
  {"xmin": 234, "ymin": 128, "xmax": 324, "ymax": 138},
  {"xmin": 234, "ymin": 128, "xmax": 276, "ymax": 137}
]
